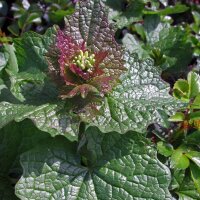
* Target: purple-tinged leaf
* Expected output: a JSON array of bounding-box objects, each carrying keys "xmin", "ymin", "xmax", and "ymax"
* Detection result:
[{"xmin": 46, "ymin": 0, "xmax": 125, "ymax": 100}]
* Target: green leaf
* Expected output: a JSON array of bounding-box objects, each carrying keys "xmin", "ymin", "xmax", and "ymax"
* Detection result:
[
  {"xmin": 0, "ymin": 45, "xmax": 9, "ymax": 72},
  {"xmin": 188, "ymin": 71, "xmax": 200, "ymax": 99},
  {"xmin": 192, "ymin": 11, "xmax": 200, "ymax": 27},
  {"xmin": 186, "ymin": 151, "xmax": 200, "ymax": 168},
  {"xmin": 177, "ymin": 175, "xmax": 200, "ymax": 200},
  {"xmin": 122, "ymin": 33, "xmax": 148, "ymax": 58},
  {"xmin": 144, "ymin": 15, "xmax": 167, "ymax": 45},
  {"xmin": 7, "ymin": 23, "xmax": 20, "ymax": 36},
  {"xmin": 186, "ymin": 131, "xmax": 200, "ymax": 146},
  {"xmin": 149, "ymin": 48, "xmax": 167, "ymax": 66},
  {"xmin": 170, "ymin": 169, "xmax": 185, "ymax": 190},
  {"xmin": 169, "ymin": 112, "xmax": 185, "ymax": 122},
  {"xmin": 103, "ymin": 0, "xmax": 145, "ymax": 28},
  {"xmin": 4, "ymin": 44, "xmax": 18, "ymax": 73},
  {"xmin": 171, "ymin": 147, "xmax": 190, "ymax": 169},
  {"xmin": 0, "ymin": 120, "xmax": 50, "ymax": 175},
  {"xmin": 0, "ymin": 80, "xmax": 21, "ymax": 103},
  {"xmin": 173, "ymin": 79, "xmax": 189, "ymax": 102},
  {"xmin": 15, "ymin": 128, "xmax": 172, "ymax": 199},
  {"xmin": 5, "ymin": 40, "xmax": 58, "ymax": 103},
  {"xmin": 173, "ymin": 71, "xmax": 200, "ymax": 102},
  {"xmin": 134, "ymin": 23, "xmax": 146, "ymax": 41},
  {"xmin": 26, "ymin": 12, "xmax": 41, "ymax": 24},
  {"xmin": 81, "ymin": 53, "xmax": 181, "ymax": 134},
  {"xmin": 17, "ymin": 5, "xmax": 42, "ymax": 29},
  {"xmin": 18, "ymin": 12, "xmax": 29, "ymax": 29},
  {"xmin": 189, "ymin": 111, "xmax": 200, "ymax": 121},
  {"xmin": 190, "ymin": 163, "xmax": 200, "ymax": 193},
  {"xmin": 49, "ymin": 8, "xmax": 74, "ymax": 23},
  {"xmin": 0, "ymin": 120, "xmax": 51, "ymax": 200},
  {"xmin": 13, "ymin": 26, "xmax": 57, "ymax": 72},
  {"xmin": 157, "ymin": 141, "xmax": 173, "ymax": 157},
  {"xmin": 143, "ymin": 3, "xmax": 189, "ymax": 15},
  {"xmin": 0, "ymin": 78, "xmax": 6, "ymax": 94},
  {"xmin": 6, "ymin": 68, "xmax": 47, "ymax": 102},
  {"xmin": 0, "ymin": 102, "xmax": 80, "ymax": 141},
  {"xmin": 191, "ymin": 94, "xmax": 200, "ymax": 109},
  {"xmin": 144, "ymin": 15, "xmax": 192, "ymax": 72},
  {"xmin": 44, "ymin": 0, "xmax": 70, "ymax": 6}
]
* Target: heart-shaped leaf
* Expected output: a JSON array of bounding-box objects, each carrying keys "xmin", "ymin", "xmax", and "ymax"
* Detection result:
[
  {"xmin": 81, "ymin": 53, "xmax": 181, "ymax": 133},
  {"xmin": 15, "ymin": 127, "xmax": 172, "ymax": 199}
]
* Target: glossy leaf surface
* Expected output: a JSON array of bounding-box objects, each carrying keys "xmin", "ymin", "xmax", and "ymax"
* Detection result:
[{"xmin": 16, "ymin": 127, "xmax": 172, "ymax": 199}]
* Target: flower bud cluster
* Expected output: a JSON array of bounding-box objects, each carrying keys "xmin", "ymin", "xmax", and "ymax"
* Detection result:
[
  {"xmin": 72, "ymin": 50, "xmax": 95, "ymax": 71},
  {"xmin": 46, "ymin": 0, "xmax": 125, "ymax": 101}
]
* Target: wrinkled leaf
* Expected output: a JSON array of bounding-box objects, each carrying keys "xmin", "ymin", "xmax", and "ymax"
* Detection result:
[
  {"xmin": 5, "ymin": 67, "xmax": 58, "ymax": 106},
  {"xmin": 0, "ymin": 120, "xmax": 50, "ymax": 175},
  {"xmin": 16, "ymin": 127, "xmax": 172, "ymax": 199},
  {"xmin": 81, "ymin": 53, "xmax": 181, "ymax": 134},
  {"xmin": 122, "ymin": 33, "xmax": 148, "ymax": 58},
  {"xmin": 14, "ymin": 26, "xmax": 57, "ymax": 72},
  {"xmin": 0, "ymin": 120, "xmax": 51, "ymax": 200},
  {"xmin": 0, "ymin": 102, "xmax": 80, "ymax": 141}
]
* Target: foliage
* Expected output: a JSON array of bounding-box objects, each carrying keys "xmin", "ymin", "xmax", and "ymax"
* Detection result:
[{"xmin": 0, "ymin": 0, "xmax": 200, "ymax": 199}]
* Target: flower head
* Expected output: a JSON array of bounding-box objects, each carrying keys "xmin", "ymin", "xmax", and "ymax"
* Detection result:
[{"xmin": 46, "ymin": 0, "xmax": 125, "ymax": 100}]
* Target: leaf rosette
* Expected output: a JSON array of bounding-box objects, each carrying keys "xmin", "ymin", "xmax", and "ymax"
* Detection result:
[
  {"xmin": 0, "ymin": 0, "xmax": 181, "ymax": 140},
  {"xmin": 46, "ymin": 0, "xmax": 125, "ymax": 100}
]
